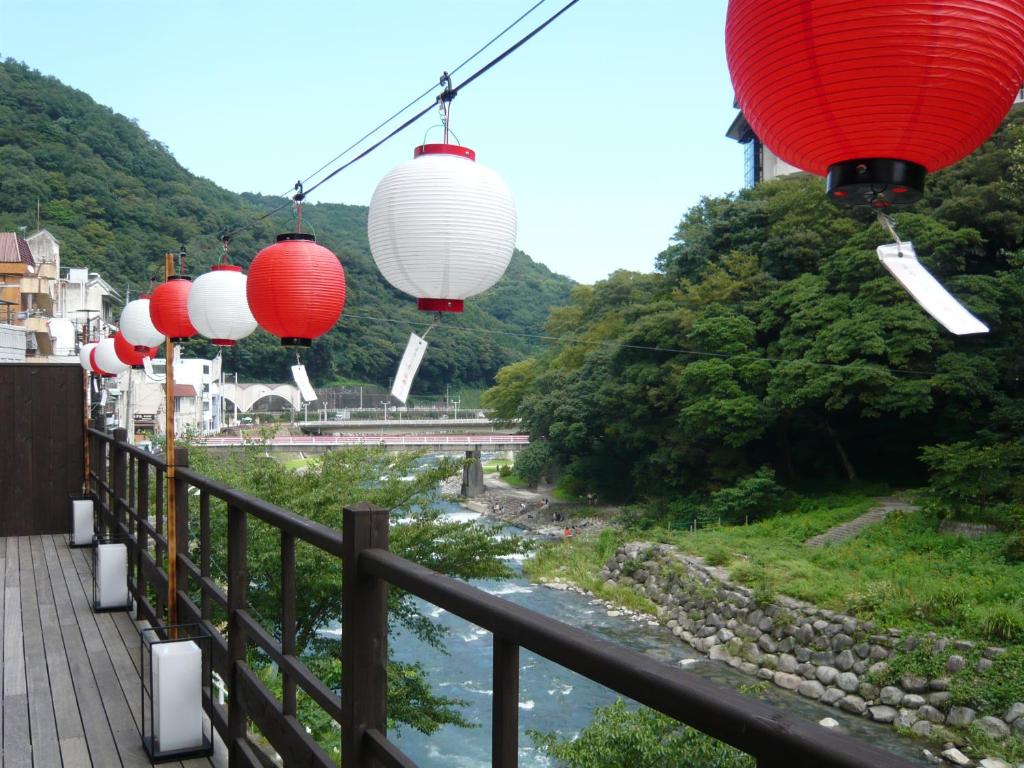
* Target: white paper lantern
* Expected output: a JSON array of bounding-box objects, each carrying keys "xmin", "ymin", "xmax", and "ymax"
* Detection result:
[
  {"xmin": 80, "ymin": 342, "xmax": 99, "ymax": 372},
  {"xmin": 188, "ymin": 265, "xmax": 257, "ymax": 346},
  {"xmin": 367, "ymin": 144, "xmax": 516, "ymax": 312},
  {"xmin": 120, "ymin": 297, "xmax": 165, "ymax": 350},
  {"xmin": 94, "ymin": 337, "xmax": 130, "ymax": 375}
]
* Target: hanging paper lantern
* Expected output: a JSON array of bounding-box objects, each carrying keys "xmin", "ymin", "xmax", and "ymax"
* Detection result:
[
  {"xmin": 367, "ymin": 143, "xmax": 516, "ymax": 312},
  {"xmin": 725, "ymin": 0, "xmax": 1024, "ymax": 205},
  {"xmin": 149, "ymin": 276, "xmax": 197, "ymax": 342},
  {"xmin": 89, "ymin": 347, "xmax": 112, "ymax": 377},
  {"xmin": 246, "ymin": 233, "xmax": 346, "ymax": 346},
  {"xmin": 113, "ymin": 331, "xmax": 157, "ymax": 368},
  {"xmin": 80, "ymin": 342, "xmax": 99, "ymax": 373},
  {"xmin": 187, "ymin": 264, "xmax": 257, "ymax": 346},
  {"xmin": 93, "ymin": 337, "xmax": 129, "ymax": 376},
  {"xmin": 120, "ymin": 295, "xmax": 165, "ymax": 351}
]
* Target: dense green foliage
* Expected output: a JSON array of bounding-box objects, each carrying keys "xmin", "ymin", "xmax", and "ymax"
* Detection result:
[
  {"xmin": 529, "ymin": 699, "xmax": 754, "ymax": 768},
  {"xmin": 484, "ymin": 109, "xmax": 1024, "ymax": 524},
  {"xmin": 185, "ymin": 440, "xmax": 526, "ymax": 751},
  {"xmin": 0, "ymin": 59, "xmax": 572, "ymax": 388}
]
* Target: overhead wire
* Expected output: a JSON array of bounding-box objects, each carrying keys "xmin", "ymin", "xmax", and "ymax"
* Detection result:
[
  {"xmin": 218, "ymin": 0, "xmax": 565, "ymax": 243},
  {"xmin": 337, "ymin": 311, "xmax": 941, "ymax": 378}
]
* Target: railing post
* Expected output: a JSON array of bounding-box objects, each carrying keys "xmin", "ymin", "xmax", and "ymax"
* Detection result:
[
  {"xmin": 227, "ymin": 503, "xmax": 248, "ymax": 761},
  {"xmin": 492, "ymin": 636, "xmax": 519, "ymax": 768},
  {"xmin": 112, "ymin": 427, "xmax": 128, "ymax": 538},
  {"xmin": 341, "ymin": 503, "xmax": 389, "ymax": 768},
  {"xmin": 136, "ymin": 458, "xmax": 148, "ymax": 620},
  {"xmin": 171, "ymin": 446, "xmax": 189, "ymax": 625},
  {"xmin": 95, "ymin": 423, "xmax": 108, "ymax": 536}
]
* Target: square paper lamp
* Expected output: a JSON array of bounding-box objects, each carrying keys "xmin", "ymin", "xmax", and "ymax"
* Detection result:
[
  {"xmin": 93, "ymin": 541, "xmax": 130, "ymax": 611},
  {"xmin": 141, "ymin": 624, "xmax": 213, "ymax": 762},
  {"xmin": 69, "ymin": 495, "xmax": 94, "ymax": 547}
]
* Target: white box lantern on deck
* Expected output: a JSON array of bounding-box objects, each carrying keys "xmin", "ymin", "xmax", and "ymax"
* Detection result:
[
  {"xmin": 69, "ymin": 494, "xmax": 95, "ymax": 547},
  {"xmin": 141, "ymin": 624, "xmax": 213, "ymax": 762},
  {"xmin": 92, "ymin": 539, "xmax": 130, "ymax": 611}
]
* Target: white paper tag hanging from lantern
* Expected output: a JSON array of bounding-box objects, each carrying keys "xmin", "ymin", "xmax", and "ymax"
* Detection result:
[
  {"xmin": 391, "ymin": 333, "xmax": 429, "ymax": 404},
  {"xmin": 877, "ymin": 243, "xmax": 989, "ymax": 335},
  {"xmin": 290, "ymin": 364, "xmax": 317, "ymax": 403}
]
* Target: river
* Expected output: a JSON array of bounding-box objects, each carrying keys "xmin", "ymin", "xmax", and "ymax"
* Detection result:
[{"xmin": 379, "ymin": 498, "xmax": 932, "ymax": 767}]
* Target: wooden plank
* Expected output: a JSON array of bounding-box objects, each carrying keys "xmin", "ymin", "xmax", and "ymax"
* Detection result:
[
  {"xmin": 0, "ymin": 536, "xmax": 6, "ymax": 764},
  {"xmin": 4, "ymin": 537, "xmax": 31, "ymax": 768},
  {"xmin": 57, "ymin": 539, "xmax": 156, "ymax": 768},
  {"xmin": 20, "ymin": 536, "xmax": 61, "ymax": 767},
  {"xmin": 32, "ymin": 536, "xmax": 90, "ymax": 768},
  {"xmin": 39, "ymin": 534, "xmax": 124, "ymax": 768}
]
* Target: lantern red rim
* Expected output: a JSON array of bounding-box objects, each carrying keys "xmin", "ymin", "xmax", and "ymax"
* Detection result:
[
  {"xmin": 211, "ymin": 339, "xmax": 237, "ymax": 346},
  {"xmin": 211, "ymin": 264, "xmax": 242, "ymax": 273},
  {"xmin": 417, "ymin": 298, "xmax": 464, "ymax": 313},
  {"xmin": 414, "ymin": 143, "xmax": 476, "ymax": 161}
]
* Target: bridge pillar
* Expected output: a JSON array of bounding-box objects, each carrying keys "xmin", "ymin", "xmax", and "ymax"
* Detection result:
[{"xmin": 460, "ymin": 446, "xmax": 484, "ymax": 498}]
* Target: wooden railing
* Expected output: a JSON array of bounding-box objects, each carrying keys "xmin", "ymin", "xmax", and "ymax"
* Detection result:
[{"xmin": 87, "ymin": 426, "xmax": 917, "ymax": 768}]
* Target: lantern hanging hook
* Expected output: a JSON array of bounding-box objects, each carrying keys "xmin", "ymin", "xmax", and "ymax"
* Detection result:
[
  {"xmin": 438, "ymin": 72, "xmax": 456, "ymax": 144},
  {"xmin": 178, "ymin": 245, "xmax": 187, "ymax": 277},
  {"xmin": 877, "ymin": 211, "xmax": 903, "ymax": 254},
  {"xmin": 293, "ymin": 181, "xmax": 306, "ymax": 233},
  {"xmin": 220, "ymin": 235, "xmax": 231, "ymax": 265}
]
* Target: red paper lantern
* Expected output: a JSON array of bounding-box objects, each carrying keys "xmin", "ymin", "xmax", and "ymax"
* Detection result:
[
  {"xmin": 149, "ymin": 276, "xmax": 197, "ymax": 342},
  {"xmin": 90, "ymin": 346, "xmax": 112, "ymax": 377},
  {"xmin": 113, "ymin": 331, "xmax": 157, "ymax": 368},
  {"xmin": 726, "ymin": 0, "xmax": 1024, "ymax": 206},
  {"xmin": 246, "ymin": 233, "xmax": 346, "ymax": 346}
]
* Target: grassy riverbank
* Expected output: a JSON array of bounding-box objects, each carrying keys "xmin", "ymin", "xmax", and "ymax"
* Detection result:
[{"xmin": 529, "ymin": 489, "xmax": 1024, "ymax": 644}]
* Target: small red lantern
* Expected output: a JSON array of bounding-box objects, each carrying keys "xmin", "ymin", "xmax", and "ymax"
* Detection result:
[
  {"xmin": 113, "ymin": 331, "xmax": 157, "ymax": 369},
  {"xmin": 90, "ymin": 346, "xmax": 112, "ymax": 377},
  {"xmin": 246, "ymin": 233, "xmax": 346, "ymax": 346},
  {"xmin": 149, "ymin": 276, "xmax": 196, "ymax": 342},
  {"xmin": 726, "ymin": 0, "xmax": 1024, "ymax": 205}
]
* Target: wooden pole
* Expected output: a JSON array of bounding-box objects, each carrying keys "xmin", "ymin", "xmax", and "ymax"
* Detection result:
[{"xmin": 164, "ymin": 252, "xmax": 178, "ymax": 627}]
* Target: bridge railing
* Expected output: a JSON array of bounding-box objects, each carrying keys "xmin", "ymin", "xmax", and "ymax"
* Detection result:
[
  {"xmin": 199, "ymin": 434, "xmax": 530, "ymax": 446},
  {"xmin": 87, "ymin": 425, "xmax": 916, "ymax": 768}
]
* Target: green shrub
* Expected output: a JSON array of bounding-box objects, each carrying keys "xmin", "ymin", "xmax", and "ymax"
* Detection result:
[
  {"xmin": 920, "ymin": 440, "xmax": 1024, "ymax": 523},
  {"xmin": 1003, "ymin": 532, "xmax": 1024, "ymax": 563},
  {"xmin": 704, "ymin": 546, "xmax": 732, "ymax": 567},
  {"xmin": 971, "ymin": 605, "xmax": 1024, "ymax": 643},
  {"xmin": 497, "ymin": 464, "xmax": 512, "ymax": 478},
  {"xmin": 708, "ymin": 467, "xmax": 787, "ymax": 525}
]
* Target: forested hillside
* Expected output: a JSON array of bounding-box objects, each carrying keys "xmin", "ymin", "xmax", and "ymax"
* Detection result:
[
  {"xmin": 0, "ymin": 59, "xmax": 572, "ymax": 388},
  {"xmin": 488, "ymin": 109, "xmax": 1024, "ymax": 517}
]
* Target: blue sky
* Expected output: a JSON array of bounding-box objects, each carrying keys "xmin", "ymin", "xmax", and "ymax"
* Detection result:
[{"xmin": 0, "ymin": 0, "xmax": 742, "ymax": 284}]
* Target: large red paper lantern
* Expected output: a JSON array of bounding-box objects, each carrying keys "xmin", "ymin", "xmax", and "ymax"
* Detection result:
[
  {"xmin": 726, "ymin": 0, "xmax": 1024, "ymax": 206},
  {"xmin": 113, "ymin": 331, "xmax": 157, "ymax": 368},
  {"xmin": 246, "ymin": 233, "xmax": 346, "ymax": 346},
  {"xmin": 149, "ymin": 276, "xmax": 196, "ymax": 342}
]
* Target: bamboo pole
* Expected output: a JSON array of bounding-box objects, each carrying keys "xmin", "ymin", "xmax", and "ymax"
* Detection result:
[
  {"xmin": 164, "ymin": 252, "xmax": 178, "ymax": 626},
  {"xmin": 83, "ymin": 367, "xmax": 90, "ymax": 493}
]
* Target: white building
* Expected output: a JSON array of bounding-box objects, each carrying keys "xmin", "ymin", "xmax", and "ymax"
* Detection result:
[{"xmin": 114, "ymin": 355, "xmax": 224, "ymax": 439}]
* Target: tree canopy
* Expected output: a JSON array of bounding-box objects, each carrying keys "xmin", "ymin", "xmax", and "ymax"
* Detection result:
[{"xmin": 486, "ymin": 108, "xmax": 1024, "ymax": 521}]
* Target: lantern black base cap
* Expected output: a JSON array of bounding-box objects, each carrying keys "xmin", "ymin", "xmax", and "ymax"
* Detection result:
[
  {"xmin": 143, "ymin": 734, "xmax": 213, "ymax": 764},
  {"xmin": 280, "ymin": 337, "xmax": 313, "ymax": 347},
  {"xmin": 170, "ymin": 336, "xmax": 191, "ymax": 343},
  {"xmin": 826, "ymin": 158, "xmax": 926, "ymax": 207},
  {"xmin": 276, "ymin": 232, "xmax": 316, "ymax": 243}
]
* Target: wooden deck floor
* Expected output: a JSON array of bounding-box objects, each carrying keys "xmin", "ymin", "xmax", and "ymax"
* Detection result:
[{"xmin": 0, "ymin": 535, "xmax": 228, "ymax": 768}]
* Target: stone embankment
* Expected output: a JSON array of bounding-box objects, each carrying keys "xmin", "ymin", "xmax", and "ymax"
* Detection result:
[{"xmin": 600, "ymin": 542, "xmax": 1024, "ymax": 768}]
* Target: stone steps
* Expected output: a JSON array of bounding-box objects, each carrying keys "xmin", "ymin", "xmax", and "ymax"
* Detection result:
[{"xmin": 805, "ymin": 496, "xmax": 917, "ymax": 548}]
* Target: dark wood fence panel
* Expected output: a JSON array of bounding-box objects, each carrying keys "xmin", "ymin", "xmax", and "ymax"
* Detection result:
[{"xmin": 0, "ymin": 363, "xmax": 84, "ymax": 535}]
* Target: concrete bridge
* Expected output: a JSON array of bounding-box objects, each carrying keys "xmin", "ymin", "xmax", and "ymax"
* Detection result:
[
  {"xmin": 198, "ymin": 433, "xmax": 528, "ymax": 453},
  {"xmin": 297, "ymin": 418, "xmax": 517, "ymax": 435}
]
